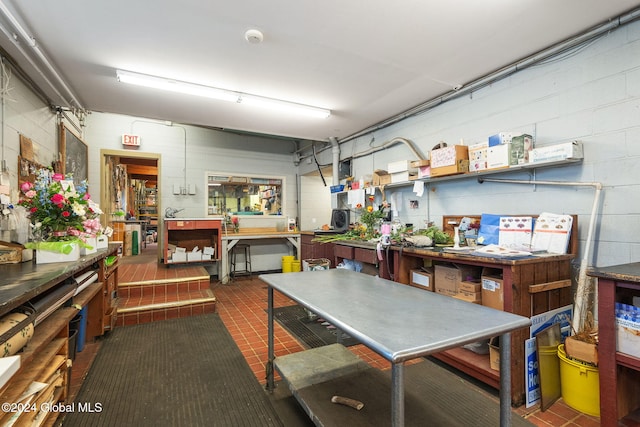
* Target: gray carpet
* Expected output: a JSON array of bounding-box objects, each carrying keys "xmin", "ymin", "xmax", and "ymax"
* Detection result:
[{"xmin": 62, "ymin": 313, "xmax": 282, "ymax": 427}]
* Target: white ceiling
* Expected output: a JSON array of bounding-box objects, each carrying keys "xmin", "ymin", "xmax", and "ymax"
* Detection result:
[{"xmin": 0, "ymin": 0, "xmax": 639, "ymax": 142}]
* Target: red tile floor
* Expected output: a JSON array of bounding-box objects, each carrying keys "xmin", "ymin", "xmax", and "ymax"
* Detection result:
[{"xmin": 69, "ymin": 246, "xmax": 601, "ymax": 427}]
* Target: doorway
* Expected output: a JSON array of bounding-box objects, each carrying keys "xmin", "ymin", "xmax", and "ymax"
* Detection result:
[{"xmin": 100, "ymin": 149, "xmax": 161, "ymax": 261}]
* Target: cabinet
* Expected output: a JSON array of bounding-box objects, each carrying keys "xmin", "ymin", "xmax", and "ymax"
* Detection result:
[
  {"xmin": 163, "ymin": 218, "xmax": 222, "ymax": 264},
  {"xmin": 300, "ymin": 233, "xmax": 335, "ymax": 263},
  {"xmin": 393, "ymin": 245, "xmax": 574, "ymax": 407},
  {"xmin": 0, "ymin": 246, "xmax": 118, "ymax": 426},
  {"xmin": 590, "ymin": 263, "xmax": 640, "ymax": 426}
]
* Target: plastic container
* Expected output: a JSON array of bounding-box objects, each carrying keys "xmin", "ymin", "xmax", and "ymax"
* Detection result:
[
  {"xmin": 282, "ymin": 255, "xmax": 295, "ymax": 273},
  {"xmin": 77, "ymin": 307, "xmax": 88, "ymax": 353},
  {"xmin": 558, "ymin": 344, "xmax": 600, "ymax": 416},
  {"xmin": 291, "ymin": 260, "xmax": 301, "ymax": 272},
  {"xmin": 68, "ymin": 314, "xmax": 82, "ymax": 360}
]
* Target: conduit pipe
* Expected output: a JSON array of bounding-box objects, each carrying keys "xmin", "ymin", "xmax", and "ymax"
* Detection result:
[
  {"xmin": 478, "ymin": 177, "xmax": 603, "ymax": 334},
  {"xmin": 350, "ymin": 137, "xmax": 427, "ymax": 161},
  {"xmin": 329, "ymin": 137, "xmax": 340, "ymax": 185},
  {"xmin": 0, "ymin": 1, "xmax": 83, "ymax": 109},
  {"xmin": 340, "ymin": 7, "xmax": 640, "ymax": 144}
]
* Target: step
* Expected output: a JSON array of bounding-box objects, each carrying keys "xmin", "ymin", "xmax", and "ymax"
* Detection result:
[
  {"xmin": 116, "ymin": 274, "xmax": 216, "ymax": 327},
  {"xmin": 118, "ymin": 274, "xmax": 210, "ymax": 299}
]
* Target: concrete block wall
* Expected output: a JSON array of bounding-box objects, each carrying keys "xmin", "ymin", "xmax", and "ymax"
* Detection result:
[{"xmin": 300, "ymin": 18, "xmax": 640, "ymax": 268}]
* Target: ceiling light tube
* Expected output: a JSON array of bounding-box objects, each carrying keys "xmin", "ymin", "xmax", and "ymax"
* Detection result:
[
  {"xmin": 239, "ymin": 94, "xmax": 330, "ymax": 118},
  {"xmin": 116, "ymin": 69, "xmax": 238, "ymax": 102},
  {"xmin": 116, "ymin": 69, "xmax": 330, "ymax": 118}
]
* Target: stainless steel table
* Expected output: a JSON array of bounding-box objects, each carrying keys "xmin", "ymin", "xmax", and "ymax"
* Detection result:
[{"xmin": 262, "ymin": 269, "xmax": 531, "ymax": 427}]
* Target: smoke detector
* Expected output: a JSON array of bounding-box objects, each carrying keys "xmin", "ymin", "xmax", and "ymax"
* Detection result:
[{"xmin": 244, "ymin": 29, "xmax": 264, "ymax": 44}]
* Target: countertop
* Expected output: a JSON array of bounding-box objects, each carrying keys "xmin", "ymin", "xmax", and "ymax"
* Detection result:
[
  {"xmin": 588, "ymin": 262, "xmax": 640, "ymax": 283},
  {"xmin": 0, "ymin": 245, "xmax": 118, "ymax": 317}
]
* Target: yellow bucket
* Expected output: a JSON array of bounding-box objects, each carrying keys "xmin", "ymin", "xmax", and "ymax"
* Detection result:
[
  {"xmin": 291, "ymin": 260, "xmax": 301, "ymax": 272},
  {"xmin": 282, "ymin": 255, "xmax": 295, "ymax": 273},
  {"xmin": 558, "ymin": 344, "xmax": 600, "ymax": 416},
  {"xmin": 538, "ymin": 345, "xmax": 560, "ymax": 403}
]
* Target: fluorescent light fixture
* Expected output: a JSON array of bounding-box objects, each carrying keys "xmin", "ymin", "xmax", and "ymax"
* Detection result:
[{"xmin": 116, "ymin": 69, "xmax": 330, "ymax": 119}]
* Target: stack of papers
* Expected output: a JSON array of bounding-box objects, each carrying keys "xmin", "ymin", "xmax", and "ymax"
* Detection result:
[
  {"xmin": 472, "ymin": 244, "xmax": 533, "ymax": 258},
  {"xmin": 531, "ymin": 212, "xmax": 573, "ymax": 254}
]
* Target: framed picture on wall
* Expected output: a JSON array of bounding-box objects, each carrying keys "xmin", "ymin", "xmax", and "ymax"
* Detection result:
[{"xmin": 59, "ymin": 122, "xmax": 88, "ymax": 186}]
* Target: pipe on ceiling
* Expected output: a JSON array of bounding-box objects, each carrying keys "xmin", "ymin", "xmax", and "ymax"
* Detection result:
[
  {"xmin": 0, "ymin": 1, "xmax": 83, "ymax": 110},
  {"xmin": 339, "ymin": 6, "xmax": 640, "ymax": 144}
]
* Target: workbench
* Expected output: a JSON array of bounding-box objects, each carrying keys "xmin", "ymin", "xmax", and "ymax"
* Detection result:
[
  {"xmin": 261, "ymin": 269, "xmax": 531, "ymax": 426},
  {"xmin": 220, "ymin": 227, "xmax": 300, "ymax": 284}
]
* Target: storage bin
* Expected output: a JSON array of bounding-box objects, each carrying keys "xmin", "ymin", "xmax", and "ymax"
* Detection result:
[{"xmin": 558, "ymin": 344, "xmax": 600, "ymax": 416}]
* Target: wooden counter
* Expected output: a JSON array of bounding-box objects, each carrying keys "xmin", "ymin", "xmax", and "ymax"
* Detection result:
[{"xmin": 393, "ymin": 246, "xmax": 574, "ymax": 407}]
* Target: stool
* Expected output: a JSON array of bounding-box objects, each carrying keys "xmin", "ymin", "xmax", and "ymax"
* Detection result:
[{"xmin": 231, "ymin": 244, "xmax": 252, "ymax": 279}]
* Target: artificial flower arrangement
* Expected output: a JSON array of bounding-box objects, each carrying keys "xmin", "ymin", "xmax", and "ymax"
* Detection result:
[
  {"xmin": 19, "ymin": 169, "xmax": 103, "ymax": 254},
  {"xmin": 231, "ymin": 216, "xmax": 240, "ymax": 232}
]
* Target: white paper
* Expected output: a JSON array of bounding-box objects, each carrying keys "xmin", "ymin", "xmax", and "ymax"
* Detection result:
[
  {"xmin": 412, "ymin": 180, "xmax": 424, "ymax": 197},
  {"xmin": 531, "ymin": 212, "xmax": 573, "ymax": 254},
  {"xmin": 347, "ymin": 188, "xmax": 365, "ymax": 207},
  {"xmin": 498, "ymin": 216, "xmax": 533, "ymax": 249}
]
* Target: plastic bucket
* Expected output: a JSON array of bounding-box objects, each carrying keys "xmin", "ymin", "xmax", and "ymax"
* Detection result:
[
  {"xmin": 68, "ymin": 314, "xmax": 82, "ymax": 360},
  {"xmin": 291, "ymin": 260, "xmax": 301, "ymax": 272},
  {"xmin": 558, "ymin": 344, "xmax": 600, "ymax": 416},
  {"xmin": 538, "ymin": 344, "xmax": 560, "ymax": 401},
  {"xmin": 282, "ymin": 255, "xmax": 295, "ymax": 273}
]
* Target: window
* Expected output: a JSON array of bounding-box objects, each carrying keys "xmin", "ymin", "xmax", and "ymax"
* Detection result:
[{"xmin": 206, "ymin": 173, "xmax": 284, "ymax": 216}]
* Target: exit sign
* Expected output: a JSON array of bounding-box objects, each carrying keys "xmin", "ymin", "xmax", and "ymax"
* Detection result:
[{"xmin": 122, "ymin": 134, "xmax": 141, "ymax": 146}]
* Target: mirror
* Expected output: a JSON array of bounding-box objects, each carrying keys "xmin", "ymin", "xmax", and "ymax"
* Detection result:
[{"xmin": 206, "ymin": 173, "xmax": 284, "ymax": 216}]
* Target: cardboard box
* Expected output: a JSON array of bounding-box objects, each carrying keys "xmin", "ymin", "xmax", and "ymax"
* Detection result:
[
  {"xmin": 410, "ymin": 159, "xmax": 430, "ymax": 168},
  {"xmin": 481, "ymin": 268, "xmax": 504, "ymax": 310},
  {"xmin": 486, "ymin": 144, "xmax": 510, "ymax": 170},
  {"xmin": 430, "ymin": 159, "xmax": 469, "ymax": 177},
  {"xmin": 0, "ymin": 241, "xmax": 23, "ymax": 264},
  {"xmin": 410, "ymin": 269, "xmax": 434, "ymax": 291},
  {"xmin": 458, "ymin": 279, "xmax": 482, "ymax": 293},
  {"xmin": 529, "ymin": 141, "xmax": 583, "ymax": 163},
  {"xmin": 434, "ymin": 264, "xmax": 482, "ymax": 297},
  {"xmin": 391, "ymin": 171, "xmax": 417, "ymax": 183},
  {"xmin": 303, "ymin": 258, "xmax": 331, "ymax": 271},
  {"xmin": 430, "ymin": 145, "xmax": 469, "ymax": 168},
  {"xmin": 488, "ymin": 132, "xmax": 512, "ymax": 146},
  {"xmin": 468, "ymin": 142, "xmax": 488, "ymax": 172},
  {"xmin": 616, "ymin": 302, "xmax": 640, "ymax": 358},
  {"xmin": 489, "ymin": 336, "xmax": 500, "ymax": 371},
  {"xmin": 453, "ymin": 290, "xmax": 482, "ymax": 303},
  {"xmin": 509, "ymin": 134, "xmax": 533, "ymax": 165},
  {"xmin": 388, "ymin": 160, "xmax": 418, "ymax": 174},
  {"xmin": 565, "ymin": 335, "xmax": 598, "ymax": 365},
  {"xmin": 373, "ymin": 170, "xmax": 391, "ymax": 186}
]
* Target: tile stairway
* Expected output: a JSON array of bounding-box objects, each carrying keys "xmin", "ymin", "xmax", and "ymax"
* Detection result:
[{"xmin": 116, "ymin": 243, "xmax": 216, "ymax": 326}]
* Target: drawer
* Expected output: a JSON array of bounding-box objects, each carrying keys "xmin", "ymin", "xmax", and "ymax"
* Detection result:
[
  {"xmin": 166, "ymin": 220, "xmax": 196, "ymax": 230},
  {"xmin": 354, "ymin": 247, "xmax": 378, "ymax": 264},
  {"xmin": 334, "ymin": 245, "xmax": 354, "ymax": 259}
]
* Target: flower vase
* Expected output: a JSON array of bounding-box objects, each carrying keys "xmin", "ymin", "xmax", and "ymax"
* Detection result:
[
  {"xmin": 234, "ymin": 225, "xmax": 240, "ymax": 233},
  {"xmin": 36, "ymin": 242, "xmax": 80, "ymax": 264}
]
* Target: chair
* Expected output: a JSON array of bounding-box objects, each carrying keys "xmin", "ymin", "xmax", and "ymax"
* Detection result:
[{"xmin": 230, "ymin": 244, "xmax": 252, "ymax": 279}]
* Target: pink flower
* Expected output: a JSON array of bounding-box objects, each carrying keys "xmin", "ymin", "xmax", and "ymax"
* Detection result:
[
  {"xmin": 20, "ymin": 182, "xmax": 33, "ymax": 192},
  {"xmin": 25, "ymin": 190, "xmax": 36, "ymax": 198},
  {"xmin": 52, "ymin": 173, "xmax": 64, "ymax": 182},
  {"xmin": 68, "ymin": 228, "xmax": 81, "ymax": 236},
  {"xmin": 83, "ymin": 193, "xmax": 91, "ymax": 200},
  {"xmin": 51, "ymin": 193, "xmax": 65, "ymax": 204},
  {"xmin": 62, "ymin": 211, "xmax": 70, "ymax": 218}
]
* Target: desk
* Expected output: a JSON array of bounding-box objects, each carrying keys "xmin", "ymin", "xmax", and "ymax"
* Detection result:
[
  {"xmin": 221, "ymin": 228, "xmax": 300, "ymax": 284},
  {"xmin": 261, "ymin": 269, "xmax": 531, "ymax": 426}
]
